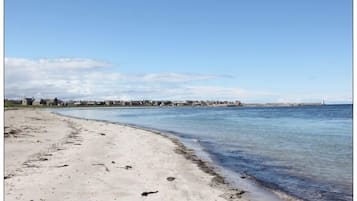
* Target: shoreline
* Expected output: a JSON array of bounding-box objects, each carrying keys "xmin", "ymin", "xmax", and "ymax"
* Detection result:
[
  {"xmin": 51, "ymin": 111, "xmax": 249, "ymax": 199},
  {"xmin": 52, "ymin": 110, "xmax": 299, "ymax": 201},
  {"xmin": 5, "ymin": 108, "xmax": 250, "ymax": 201}
]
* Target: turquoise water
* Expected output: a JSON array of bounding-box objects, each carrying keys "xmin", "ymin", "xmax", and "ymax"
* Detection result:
[{"xmin": 55, "ymin": 104, "xmax": 352, "ymax": 201}]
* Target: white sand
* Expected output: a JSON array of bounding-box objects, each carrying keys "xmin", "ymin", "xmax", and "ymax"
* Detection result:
[{"xmin": 5, "ymin": 109, "xmax": 250, "ymax": 201}]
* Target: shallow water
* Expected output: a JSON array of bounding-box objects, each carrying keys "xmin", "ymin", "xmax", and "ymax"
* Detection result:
[{"xmin": 55, "ymin": 104, "xmax": 352, "ymax": 201}]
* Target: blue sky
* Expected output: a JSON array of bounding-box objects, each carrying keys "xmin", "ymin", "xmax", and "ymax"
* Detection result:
[{"xmin": 5, "ymin": 0, "xmax": 352, "ymax": 103}]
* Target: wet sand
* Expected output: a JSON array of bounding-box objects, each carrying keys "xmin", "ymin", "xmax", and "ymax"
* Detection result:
[{"xmin": 5, "ymin": 109, "xmax": 250, "ymax": 201}]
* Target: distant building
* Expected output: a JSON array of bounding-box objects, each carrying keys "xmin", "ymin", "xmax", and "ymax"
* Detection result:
[
  {"xmin": 32, "ymin": 99, "xmax": 46, "ymax": 106},
  {"xmin": 96, "ymin": 101, "xmax": 105, "ymax": 105},
  {"xmin": 46, "ymin": 98, "xmax": 59, "ymax": 106},
  {"xmin": 73, "ymin": 101, "xmax": 83, "ymax": 106},
  {"xmin": 112, "ymin": 100, "xmax": 122, "ymax": 105},
  {"xmin": 22, "ymin": 98, "xmax": 34, "ymax": 106},
  {"xmin": 17, "ymin": 97, "xmax": 243, "ymax": 108},
  {"xmin": 105, "ymin": 100, "xmax": 113, "ymax": 106},
  {"xmin": 87, "ymin": 101, "xmax": 96, "ymax": 105},
  {"xmin": 235, "ymin": 100, "xmax": 242, "ymax": 106}
]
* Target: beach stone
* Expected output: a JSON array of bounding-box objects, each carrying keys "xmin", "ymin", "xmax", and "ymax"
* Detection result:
[{"xmin": 166, "ymin": 177, "xmax": 175, "ymax": 181}]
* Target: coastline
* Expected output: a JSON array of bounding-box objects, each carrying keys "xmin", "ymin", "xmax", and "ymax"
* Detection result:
[
  {"xmin": 5, "ymin": 108, "xmax": 250, "ymax": 201},
  {"xmin": 53, "ymin": 110, "xmax": 244, "ymax": 196},
  {"xmin": 51, "ymin": 109, "xmax": 302, "ymax": 201}
]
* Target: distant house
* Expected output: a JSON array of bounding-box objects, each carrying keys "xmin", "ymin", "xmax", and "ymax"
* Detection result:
[
  {"xmin": 122, "ymin": 101, "xmax": 131, "ymax": 106},
  {"xmin": 112, "ymin": 101, "xmax": 122, "ymax": 105},
  {"xmin": 87, "ymin": 101, "xmax": 96, "ymax": 105},
  {"xmin": 131, "ymin": 101, "xmax": 142, "ymax": 106},
  {"xmin": 235, "ymin": 101, "xmax": 242, "ymax": 106},
  {"xmin": 65, "ymin": 100, "xmax": 75, "ymax": 106},
  {"xmin": 73, "ymin": 101, "xmax": 83, "ymax": 106},
  {"xmin": 96, "ymin": 101, "xmax": 105, "ymax": 105},
  {"xmin": 46, "ymin": 97, "xmax": 59, "ymax": 106},
  {"xmin": 105, "ymin": 100, "xmax": 113, "ymax": 106},
  {"xmin": 32, "ymin": 99, "xmax": 46, "ymax": 106},
  {"xmin": 22, "ymin": 98, "xmax": 34, "ymax": 106}
]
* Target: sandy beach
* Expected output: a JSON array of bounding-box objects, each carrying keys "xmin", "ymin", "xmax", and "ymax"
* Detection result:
[{"xmin": 4, "ymin": 109, "xmax": 249, "ymax": 201}]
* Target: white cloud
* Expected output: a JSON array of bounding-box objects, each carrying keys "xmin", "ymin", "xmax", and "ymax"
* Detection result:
[
  {"xmin": 5, "ymin": 57, "xmax": 111, "ymax": 70},
  {"xmin": 7, "ymin": 57, "xmax": 346, "ymax": 103},
  {"xmin": 184, "ymin": 86, "xmax": 274, "ymax": 99},
  {"xmin": 140, "ymin": 73, "xmax": 217, "ymax": 82},
  {"xmin": 152, "ymin": 86, "xmax": 277, "ymax": 101},
  {"xmin": 4, "ymin": 57, "xmax": 230, "ymax": 100}
]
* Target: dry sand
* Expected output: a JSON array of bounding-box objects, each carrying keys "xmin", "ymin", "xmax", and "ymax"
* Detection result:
[{"xmin": 4, "ymin": 109, "xmax": 251, "ymax": 201}]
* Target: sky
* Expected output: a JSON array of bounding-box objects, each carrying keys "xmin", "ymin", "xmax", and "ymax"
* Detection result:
[{"xmin": 5, "ymin": 0, "xmax": 352, "ymax": 103}]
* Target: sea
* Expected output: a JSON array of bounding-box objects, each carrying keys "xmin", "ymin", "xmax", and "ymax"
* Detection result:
[{"xmin": 55, "ymin": 104, "xmax": 352, "ymax": 201}]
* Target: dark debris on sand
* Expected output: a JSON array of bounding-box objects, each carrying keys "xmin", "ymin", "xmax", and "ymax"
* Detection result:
[
  {"xmin": 166, "ymin": 177, "xmax": 175, "ymax": 181},
  {"xmin": 220, "ymin": 189, "xmax": 246, "ymax": 200},
  {"xmin": 55, "ymin": 164, "xmax": 69, "ymax": 168},
  {"xmin": 4, "ymin": 128, "xmax": 24, "ymax": 138},
  {"xmin": 141, "ymin": 191, "xmax": 159, "ymax": 196}
]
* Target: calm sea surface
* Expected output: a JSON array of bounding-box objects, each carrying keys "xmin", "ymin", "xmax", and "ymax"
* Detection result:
[{"xmin": 55, "ymin": 104, "xmax": 352, "ymax": 201}]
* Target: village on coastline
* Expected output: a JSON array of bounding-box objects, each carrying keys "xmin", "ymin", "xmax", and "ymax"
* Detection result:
[{"xmin": 5, "ymin": 97, "xmax": 324, "ymax": 107}]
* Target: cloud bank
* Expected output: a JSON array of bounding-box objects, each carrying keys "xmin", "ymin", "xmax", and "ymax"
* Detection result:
[
  {"xmin": 5, "ymin": 57, "xmax": 348, "ymax": 103},
  {"xmin": 5, "ymin": 57, "xmax": 254, "ymax": 100}
]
